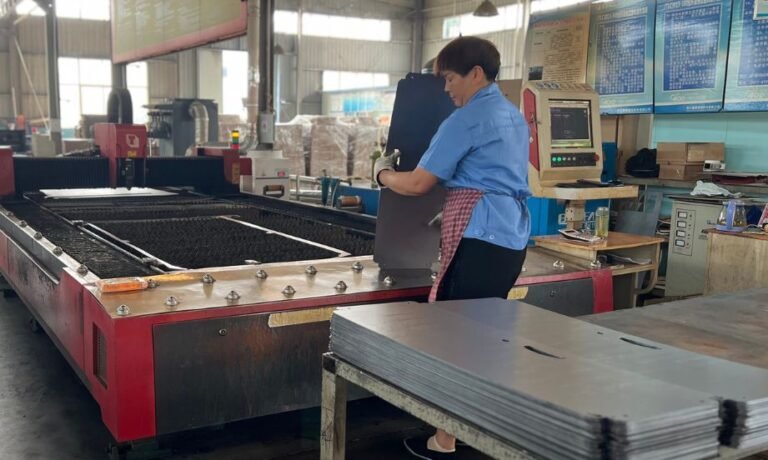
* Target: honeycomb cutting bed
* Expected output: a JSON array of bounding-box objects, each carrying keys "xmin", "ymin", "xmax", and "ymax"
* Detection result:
[{"xmin": 3, "ymin": 193, "xmax": 376, "ymax": 279}]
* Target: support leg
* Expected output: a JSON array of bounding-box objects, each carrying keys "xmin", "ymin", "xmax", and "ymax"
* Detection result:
[{"xmin": 320, "ymin": 362, "xmax": 348, "ymax": 460}]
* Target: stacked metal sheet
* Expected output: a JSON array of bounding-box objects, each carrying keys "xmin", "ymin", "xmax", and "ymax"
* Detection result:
[
  {"xmin": 330, "ymin": 299, "xmax": 723, "ymax": 459},
  {"xmin": 482, "ymin": 302, "xmax": 768, "ymax": 450}
]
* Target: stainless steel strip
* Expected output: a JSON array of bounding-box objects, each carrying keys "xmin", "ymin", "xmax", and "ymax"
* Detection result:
[{"xmin": 218, "ymin": 216, "xmax": 352, "ymax": 258}]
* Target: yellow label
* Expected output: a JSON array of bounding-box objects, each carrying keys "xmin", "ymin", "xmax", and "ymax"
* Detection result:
[
  {"xmin": 232, "ymin": 163, "xmax": 241, "ymax": 183},
  {"xmin": 268, "ymin": 307, "xmax": 336, "ymax": 328},
  {"xmin": 507, "ymin": 286, "xmax": 529, "ymax": 300},
  {"xmin": 127, "ymin": 150, "xmax": 137, "ymax": 158}
]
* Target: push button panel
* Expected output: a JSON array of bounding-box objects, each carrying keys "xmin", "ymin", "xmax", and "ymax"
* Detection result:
[{"xmin": 673, "ymin": 209, "xmax": 695, "ymax": 256}]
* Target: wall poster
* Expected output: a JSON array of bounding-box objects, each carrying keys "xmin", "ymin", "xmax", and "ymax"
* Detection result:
[
  {"xmin": 654, "ymin": 0, "xmax": 732, "ymax": 113},
  {"xmin": 526, "ymin": 3, "xmax": 591, "ymax": 83},
  {"xmin": 587, "ymin": 0, "xmax": 656, "ymax": 114}
]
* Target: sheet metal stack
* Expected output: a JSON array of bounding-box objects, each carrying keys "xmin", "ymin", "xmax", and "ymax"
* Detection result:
[{"xmin": 330, "ymin": 298, "xmax": 768, "ymax": 459}]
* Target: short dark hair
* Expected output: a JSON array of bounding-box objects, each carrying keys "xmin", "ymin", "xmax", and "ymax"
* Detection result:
[{"xmin": 434, "ymin": 36, "xmax": 501, "ymax": 81}]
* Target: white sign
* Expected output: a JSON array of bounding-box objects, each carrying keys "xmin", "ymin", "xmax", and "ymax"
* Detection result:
[{"xmin": 756, "ymin": 0, "xmax": 768, "ymax": 19}]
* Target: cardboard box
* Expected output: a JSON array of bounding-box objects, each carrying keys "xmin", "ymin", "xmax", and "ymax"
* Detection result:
[
  {"xmin": 657, "ymin": 142, "xmax": 725, "ymax": 163},
  {"xmin": 659, "ymin": 163, "xmax": 705, "ymax": 181}
]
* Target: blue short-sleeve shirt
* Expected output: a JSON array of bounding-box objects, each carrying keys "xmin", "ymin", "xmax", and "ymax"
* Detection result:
[{"xmin": 417, "ymin": 83, "xmax": 531, "ymax": 250}]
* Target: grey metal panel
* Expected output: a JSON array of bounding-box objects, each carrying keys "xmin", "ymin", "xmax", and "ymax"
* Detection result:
[
  {"xmin": 17, "ymin": 17, "xmax": 46, "ymax": 54},
  {"xmin": 0, "ymin": 52, "xmax": 10, "ymax": 92},
  {"xmin": 374, "ymin": 187, "xmax": 444, "ymax": 270},
  {"xmin": 57, "ymin": 18, "xmax": 111, "ymax": 58},
  {"xmin": 19, "ymin": 55, "xmax": 47, "ymax": 94},
  {"xmin": 0, "ymin": 95, "xmax": 12, "ymax": 117},
  {"xmin": 147, "ymin": 60, "xmax": 179, "ymax": 99},
  {"xmin": 666, "ymin": 200, "xmax": 721, "ymax": 297},
  {"xmin": 301, "ymin": 38, "xmax": 411, "ymax": 74},
  {"xmin": 154, "ymin": 312, "xmax": 352, "ymax": 434},
  {"xmin": 522, "ymin": 278, "xmax": 593, "ymax": 316}
]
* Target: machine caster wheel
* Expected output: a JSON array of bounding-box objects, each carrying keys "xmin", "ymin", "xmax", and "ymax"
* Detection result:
[{"xmin": 29, "ymin": 317, "xmax": 41, "ymax": 334}]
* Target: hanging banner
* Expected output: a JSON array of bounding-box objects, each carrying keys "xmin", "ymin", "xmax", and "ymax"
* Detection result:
[
  {"xmin": 587, "ymin": 0, "xmax": 655, "ymax": 114},
  {"xmin": 654, "ymin": 0, "xmax": 732, "ymax": 113},
  {"xmin": 525, "ymin": 3, "xmax": 591, "ymax": 83},
  {"xmin": 725, "ymin": 0, "xmax": 768, "ymax": 110}
]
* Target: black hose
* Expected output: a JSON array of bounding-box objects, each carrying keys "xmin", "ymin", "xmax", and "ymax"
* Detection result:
[{"xmin": 106, "ymin": 88, "xmax": 133, "ymax": 124}]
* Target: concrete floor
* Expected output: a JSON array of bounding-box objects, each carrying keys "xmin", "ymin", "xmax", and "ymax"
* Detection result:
[{"xmin": 0, "ymin": 291, "xmax": 490, "ymax": 460}]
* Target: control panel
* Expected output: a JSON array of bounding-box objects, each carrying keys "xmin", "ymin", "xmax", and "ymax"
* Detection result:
[
  {"xmin": 551, "ymin": 153, "xmax": 598, "ymax": 168},
  {"xmin": 672, "ymin": 208, "xmax": 695, "ymax": 256}
]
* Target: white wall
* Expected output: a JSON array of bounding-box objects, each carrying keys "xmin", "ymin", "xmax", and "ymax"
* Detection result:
[
  {"xmin": 422, "ymin": 0, "xmax": 529, "ymax": 80},
  {"xmin": 3, "ymin": 15, "xmax": 177, "ymax": 122},
  {"xmin": 1, "ymin": 0, "xmax": 419, "ymax": 122}
]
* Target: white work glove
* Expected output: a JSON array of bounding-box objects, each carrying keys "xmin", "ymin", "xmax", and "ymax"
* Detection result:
[
  {"xmin": 428, "ymin": 211, "xmax": 443, "ymax": 228},
  {"xmin": 374, "ymin": 149, "xmax": 401, "ymax": 186}
]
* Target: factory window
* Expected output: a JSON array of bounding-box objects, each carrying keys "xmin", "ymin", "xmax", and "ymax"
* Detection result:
[
  {"xmin": 58, "ymin": 57, "xmax": 111, "ymax": 129},
  {"xmin": 442, "ymin": 4, "xmax": 523, "ymax": 39},
  {"xmin": 274, "ymin": 10, "xmax": 391, "ymax": 41},
  {"xmin": 15, "ymin": 0, "xmax": 45, "ymax": 16},
  {"xmin": 274, "ymin": 10, "xmax": 299, "ymax": 34},
  {"xmin": 531, "ymin": 0, "xmax": 591, "ymax": 13},
  {"xmin": 127, "ymin": 61, "xmax": 149, "ymax": 125},
  {"xmin": 222, "ymin": 50, "xmax": 249, "ymax": 120},
  {"xmin": 56, "ymin": 0, "xmax": 110, "ymax": 20},
  {"xmin": 323, "ymin": 71, "xmax": 389, "ymax": 92}
]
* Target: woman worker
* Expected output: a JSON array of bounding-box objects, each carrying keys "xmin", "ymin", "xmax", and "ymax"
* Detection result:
[{"xmin": 374, "ymin": 36, "xmax": 531, "ymax": 459}]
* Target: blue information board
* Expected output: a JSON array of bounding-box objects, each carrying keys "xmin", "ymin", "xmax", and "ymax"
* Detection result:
[
  {"xmin": 587, "ymin": 0, "xmax": 655, "ymax": 114},
  {"xmin": 725, "ymin": 0, "xmax": 768, "ymax": 111},
  {"xmin": 654, "ymin": 0, "xmax": 732, "ymax": 113}
]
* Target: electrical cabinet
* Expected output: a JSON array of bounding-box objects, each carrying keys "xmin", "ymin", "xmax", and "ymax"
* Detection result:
[{"xmin": 666, "ymin": 198, "xmax": 721, "ymax": 297}]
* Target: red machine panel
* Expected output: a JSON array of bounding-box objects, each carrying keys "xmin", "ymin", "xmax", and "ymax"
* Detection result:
[
  {"xmin": 0, "ymin": 147, "xmax": 14, "ymax": 197},
  {"xmin": 201, "ymin": 147, "xmax": 241, "ymax": 185},
  {"xmin": 93, "ymin": 124, "xmax": 148, "ymax": 187}
]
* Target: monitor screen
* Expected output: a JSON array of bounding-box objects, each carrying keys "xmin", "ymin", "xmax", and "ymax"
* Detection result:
[{"xmin": 549, "ymin": 100, "xmax": 593, "ymax": 149}]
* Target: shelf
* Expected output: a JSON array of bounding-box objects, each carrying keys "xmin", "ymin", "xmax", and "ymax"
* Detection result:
[{"xmin": 619, "ymin": 176, "xmax": 768, "ymax": 196}]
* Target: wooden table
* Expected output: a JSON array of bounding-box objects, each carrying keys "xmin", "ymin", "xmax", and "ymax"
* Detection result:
[
  {"xmin": 533, "ymin": 232, "xmax": 665, "ymax": 308},
  {"xmin": 705, "ymin": 230, "xmax": 768, "ymax": 295}
]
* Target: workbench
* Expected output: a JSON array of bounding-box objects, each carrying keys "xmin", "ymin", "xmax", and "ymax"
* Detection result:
[
  {"xmin": 705, "ymin": 230, "xmax": 768, "ymax": 295},
  {"xmin": 533, "ymin": 232, "xmax": 664, "ymax": 308},
  {"xmin": 319, "ymin": 354, "xmax": 534, "ymax": 460},
  {"xmin": 321, "ymin": 289, "xmax": 768, "ymax": 460}
]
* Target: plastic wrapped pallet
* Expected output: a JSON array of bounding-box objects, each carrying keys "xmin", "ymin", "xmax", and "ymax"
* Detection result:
[
  {"xmin": 349, "ymin": 124, "xmax": 379, "ymax": 179},
  {"xmin": 309, "ymin": 117, "xmax": 351, "ymax": 177},
  {"xmin": 275, "ymin": 124, "xmax": 305, "ymax": 175}
]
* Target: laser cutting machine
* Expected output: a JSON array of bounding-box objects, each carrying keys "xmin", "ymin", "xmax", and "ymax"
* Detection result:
[{"xmin": 0, "ymin": 75, "xmax": 620, "ymax": 452}]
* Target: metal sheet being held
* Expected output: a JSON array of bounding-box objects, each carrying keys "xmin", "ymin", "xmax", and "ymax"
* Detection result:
[
  {"xmin": 330, "ymin": 299, "xmax": 722, "ymax": 460},
  {"xmin": 374, "ymin": 73, "xmax": 455, "ymax": 270}
]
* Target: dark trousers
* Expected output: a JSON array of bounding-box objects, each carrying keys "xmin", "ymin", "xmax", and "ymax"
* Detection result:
[{"xmin": 437, "ymin": 238, "xmax": 527, "ymax": 301}]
